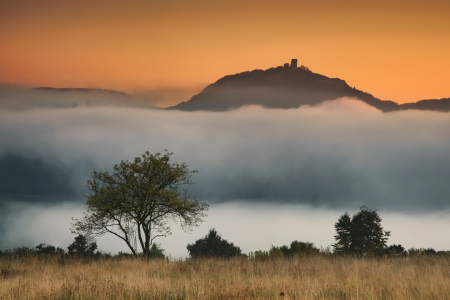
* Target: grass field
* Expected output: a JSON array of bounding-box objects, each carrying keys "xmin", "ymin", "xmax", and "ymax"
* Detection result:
[{"xmin": 1, "ymin": 255, "xmax": 450, "ymax": 299}]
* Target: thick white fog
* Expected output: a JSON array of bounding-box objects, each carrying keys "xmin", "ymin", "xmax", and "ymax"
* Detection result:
[{"xmin": 1, "ymin": 96, "xmax": 450, "ymax": 256}]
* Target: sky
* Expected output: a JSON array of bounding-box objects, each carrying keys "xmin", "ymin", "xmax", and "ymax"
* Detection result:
[
  {"xmin": 1, "ymin": 1, "xmax": 450, "ymax": 258},
  {"xmin": 1, "ymin": 0, "xmax": 450, "ymax": 105}
]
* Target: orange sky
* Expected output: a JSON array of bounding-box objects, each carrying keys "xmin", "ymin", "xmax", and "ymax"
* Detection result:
[{"xmin": 1, "ymin": 0, "xmax": 449, "ymax": 105}]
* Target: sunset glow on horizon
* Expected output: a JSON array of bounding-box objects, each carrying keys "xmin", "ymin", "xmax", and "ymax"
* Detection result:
[{"xmin": 1, "ymin": 0, "xmax": 449, "ymax": 105}]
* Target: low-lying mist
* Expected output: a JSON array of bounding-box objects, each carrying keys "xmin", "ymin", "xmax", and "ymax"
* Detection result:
[{"xmin": 1, "ymin": 95, "xmax": 450, "ymax": 255}]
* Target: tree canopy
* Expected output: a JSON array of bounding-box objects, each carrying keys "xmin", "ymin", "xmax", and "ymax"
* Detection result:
[
  {"xmin": 72, "ymin": 150, "xmax": 208, "ymax": 260},
  {"xmin": 187, "ymin": 229, "xmax": 242, "ymax": 259},
  {"xmin": 269, "ymin": 241, "xmax": 320, "ymax": 258},
  {"xmin": 67, "ymin": 234, "xmax": 98, "ymax": 257},
  {"xmin": 333, "ymin": 206, "xmax": 390, "ymax": 256}
]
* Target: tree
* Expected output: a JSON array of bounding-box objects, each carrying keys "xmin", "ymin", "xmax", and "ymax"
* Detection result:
[
  {"xmin": 187, "ymin": 229, "xmax": 242, "ymax": 259},
  {"xmin": 72, "ymin": 150, "xmax": 208, "ymax": 261},
  {"xmin": 333, "ymin": 212, "xmax": 352, "ymax": 254},
  {"xmin": 67, "ymin": 234, "xmax": 98, "ymax": 256},
  {"xmin": 148, "ymin": 243, "xmax": 165, "ymax": 259},
  {"xmin": 333, "ymin": 206, "xmax": 390, "ymax": 256}
]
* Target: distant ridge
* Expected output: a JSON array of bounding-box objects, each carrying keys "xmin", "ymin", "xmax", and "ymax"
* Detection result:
[
  {"xmin": 168, "ymin": 61, "xmax": 450, "ymax": 112},
  {"xmin": 21, "ymin": 87, "xmax": 157, "ymax": 109},
  {"xmin": 399, "ymin": 98, "xmax": 450, "ymax": 112},
  {"xmin": 32, "ymin": 87, "xmax": 130, "ymax": 97}
]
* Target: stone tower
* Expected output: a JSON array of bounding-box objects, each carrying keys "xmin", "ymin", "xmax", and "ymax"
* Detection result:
[{"xmin": 291, "ymin": 59, "xmax": 297, "ymax": 68}]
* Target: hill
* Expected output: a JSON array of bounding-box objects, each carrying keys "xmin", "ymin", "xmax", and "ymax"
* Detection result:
[
  {"xmin": 30, "ymin": 87, "xmax": 156, "ymax": 109},
  {"xmin": 0, "ymin": 87, "xmax": 157, "ymax": 110},
  {"xmin": 168, "ymin": 61, "xmax": 449, "ymax": 112}
]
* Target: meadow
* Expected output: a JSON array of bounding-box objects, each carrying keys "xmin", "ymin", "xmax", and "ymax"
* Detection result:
[{"xmin": 1, "ymin": 255, "xmax": 450, "ymax": 299}]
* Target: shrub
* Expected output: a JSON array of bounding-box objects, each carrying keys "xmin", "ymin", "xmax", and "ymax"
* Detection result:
[
  {"xmin": 408, "ymin": 247, "xmax": 437, "ymax": 256},
  {"xmin": 269, "ymin": 247, "xmax": 285, "ymax": 259},
  {"xmin": 35, "ymin": 244, "xmax": 65, "ymax": 256},
  {"xmin": 387, "ymin": 244, "xmax": 406, "ymax": 256},
  {"xmin": 149, "ymin": 243, "xmax": 165, "ymax": 259},
  {"xmin": 187, "ymin": 229, "xmax": 242, "ymax": 259},
  {"xmin": 249, "ymin": 250, "xmax": 270, "ymax": 261},
  {"xmin": 290, "ymin": 241, "xmax": 320, "ymax": 256},
  {"xmin": 269, "ymin": 241, "xmax": 319, "ymax": 259},
  {"xmin": 67, "ymin": 234, "xmax": 98, "ymax": 257}
]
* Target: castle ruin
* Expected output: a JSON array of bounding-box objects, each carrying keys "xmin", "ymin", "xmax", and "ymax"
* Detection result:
[{"xmin": 291, "ymin": 59, "xmax": 297, "ymax": 68}]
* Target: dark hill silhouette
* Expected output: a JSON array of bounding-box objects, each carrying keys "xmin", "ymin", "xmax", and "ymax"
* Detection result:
[
  {"xmin": 30, "ymin": 87, "xmax": 156, "ymax": 109},
  {"xmin": 399, "ymin": 98, "xmax": 450, "ymax": 112},
  {"xmin": 168, "ymin": 62, "xmax": 449, "ymax": 113},
  {"xmin": 0, "ymin": 87, "xmax": 157, "ymax": 110},
  {"xmin": 33, "ymin": 87, "xmax": 130, "ymax": 96}
]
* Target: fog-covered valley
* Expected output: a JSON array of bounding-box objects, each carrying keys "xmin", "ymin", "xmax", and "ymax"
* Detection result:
[{"xmin": 1, "ymin": 92, "xmax": 450, "ymax": 257}]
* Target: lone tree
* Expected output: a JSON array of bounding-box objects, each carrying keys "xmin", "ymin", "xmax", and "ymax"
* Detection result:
[
  {"xmin": 333, "ymin": 206, "xmax": 390, "ymax": 256},
  {"xmin": 187, "ymin": 229, "xmax": 242, "ymax": 259},
  {"xmin": 72, "ymin": 150, "xmax": 208, "ymax": 261}
]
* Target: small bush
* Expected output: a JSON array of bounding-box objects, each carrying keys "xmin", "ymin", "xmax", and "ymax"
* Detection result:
[
  {"xmin": 149, "ymin": 244, "xmax": 165, "ymax": 259},
  {"xmin": 269, "ymin": 241, "xmax": 320, "ymax": 259},
  {"xmin": 408, "ymin": 247, "xmax": 437, "ymax": 256},
  {"xmin": 249, "ymin": 250, "xmax": 270, "ymax": 261},
  {"xmin": 187, "ymin": 229, "xmax": 242, "ymax": 259},
  {"xmin": 387, "ymin": 244, "xmax": 406, "ymax": 256}
]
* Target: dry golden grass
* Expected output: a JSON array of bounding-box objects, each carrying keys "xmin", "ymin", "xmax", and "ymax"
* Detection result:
[{"xmin": 1, "ymin": 255, "xmax": 450, "ymax": 299}]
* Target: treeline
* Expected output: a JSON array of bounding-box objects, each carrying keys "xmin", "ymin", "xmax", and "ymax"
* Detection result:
[
  {"xmin": 186, "ymin": 228, "xmax": 450, "ymax": 260},
  {"xmin": 0, "ymin": 234, "xmax": 164, "ymax": 260},
  {"xmin": 184, "ymin": 207, "xmax": 450, "ymax": 260},
  {"xmin": 249, "ymin": 245, "xmax": 450, "ymax": 260},
  {"xmin": 2, "ymin": 207, "xmax": 450, "ymax": 260},
  {"xmin": 1, "ymin": 232, "xmax": 449, "ymax": 261}
]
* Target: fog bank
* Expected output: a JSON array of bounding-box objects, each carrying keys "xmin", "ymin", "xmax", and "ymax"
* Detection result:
[
  {"xmin": 1, "ymin": 97, "xmax": 450, "ymax": 252},
  {"xmin": 1, "ymin": 99, "xmax": 449, "ymax": 210}
]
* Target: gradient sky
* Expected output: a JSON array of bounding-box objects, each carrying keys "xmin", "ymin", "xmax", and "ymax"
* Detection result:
[{"xmin": 1, "ymin": 0, "xmax": 450, "ymax": 105}]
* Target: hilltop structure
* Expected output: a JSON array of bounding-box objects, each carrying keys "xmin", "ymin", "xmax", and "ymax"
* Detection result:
[
  {"xmin": 282, "ymin": 59, "xmax": 297, "ymax": 68},
  {"xmin": 168, "ymin": 60, "xmax": 450, "ymax": 112},
  {"xmin": 291, "ymin": 59, "xmax": 297, "ymax": 68}
]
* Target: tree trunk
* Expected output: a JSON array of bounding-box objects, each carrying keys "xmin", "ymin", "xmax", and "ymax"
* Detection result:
[
  {"xmin": 137, "ymin": 223, "xmax": 145, "ymax": 257},
  {"xmin": 144, "ymin": 233, "xmax": 151, "ymax": 262}
]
